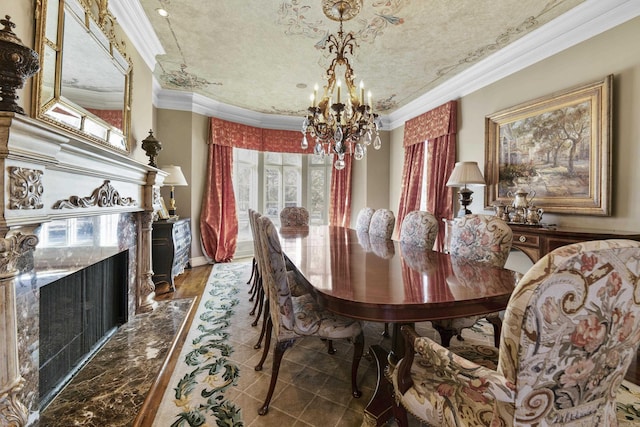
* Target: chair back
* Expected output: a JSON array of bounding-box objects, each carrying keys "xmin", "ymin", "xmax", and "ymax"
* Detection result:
[
  {"xmin": 449, "ymin": 214, "xmax": 512, "ymax": 267},
  {"xmin": 257, "ymin": 215, "xmax": 296, "ymax": 341},
  {"xmin": 279, "ymin": 206, "xmax": 309, "ymax": 227},
  {"xmin": 399, "ymin": 210, "xmax": 439, "ymax": 249},
  {"xmin": 355, "ymin": 207, "xmax": 375, "ymax": 232},
  {"xmin": 369, "ymin": 209, "xmax": 395, "ymax": 239},
  {"xmin": 499, "ymin": 239, "xmax": 640, "ymax": 424}
]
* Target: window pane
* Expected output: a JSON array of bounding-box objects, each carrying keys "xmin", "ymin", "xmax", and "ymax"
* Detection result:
[
  {"xmin": 264, "ymin": 167, "xmax": 282, "ymax": 218},
  {"xmin": 309, "ymin": 168, "xmax": 326, "ymax": 223},
  {"xmin": 310, "ymin": 154, "xmax": 326, "ymax": 165},
  {"xmin": 283, "ymin": 153, "xmax": 301, "ymax": 166},
  {"xmin": 265, "ymin": 152, "xmax": 281, "ymax": 165}
]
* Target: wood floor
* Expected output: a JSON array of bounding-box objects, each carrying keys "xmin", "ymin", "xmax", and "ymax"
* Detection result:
[{"xmin": 155, "ymin": 263, "xmax": 640, "ymax": 393}]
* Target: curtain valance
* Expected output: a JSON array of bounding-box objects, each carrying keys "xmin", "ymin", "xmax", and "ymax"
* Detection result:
[
  {"xmin": 209, "ymin": 117, "xmax": 314, "ymax": 154},
  {"xmin": 403, "ymin": 100, "xmax": 457, "ymax": 147}
]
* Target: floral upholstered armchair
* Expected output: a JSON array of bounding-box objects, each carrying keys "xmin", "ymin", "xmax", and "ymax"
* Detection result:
[
  {"xmin": 355, "ymin": 207, "xmax": 376, "ymax": 232},
  {"xmin": 279, "ymin": 206, "xmax": 310, "ymax": 226},
  {"xmin": 392, "ymin": 239, "xmax": 640, "ymax": 427},
  {"xmin": 254, "ymin": 216, "xmax": 364, "ymax": 416},
  {"xmin": 432, "ymin": 214, "xmax": 512, "ymax": 347},
  {"xmin": 369, "ymin": 209, "xmax": 396, "ymax": 239},
  {"xmin": 399, "ymin": 210, "xmax": 439, "ymax": 250}
]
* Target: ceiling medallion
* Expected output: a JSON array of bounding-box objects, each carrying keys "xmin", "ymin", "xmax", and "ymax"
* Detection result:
[
  {"xmin": 321, "ymin": 0, "xmax": 362, "ymax": 22},
  {"xmin": 302, "ymin": 0, "xmax": 381, "ymax": 170}
]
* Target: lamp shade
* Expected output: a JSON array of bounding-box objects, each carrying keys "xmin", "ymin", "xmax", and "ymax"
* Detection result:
[
  {"xmin": 446, "ymin": 161, "xmax": 485, "ymax": 187},
  {"xmin": 161, "ymin": 165, "xmax": 188, "ymax": 186}
]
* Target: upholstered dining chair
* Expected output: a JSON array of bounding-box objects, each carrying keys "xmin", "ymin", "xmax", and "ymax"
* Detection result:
[
  {"xmin": 398, "ymin": 210, "xmax": 439, "ymax": 250},
  {"xmin": 355, "ymin": 206, "xmax": 376, "ymax": 232},
  {"xmin": 279, "ymin": 206, "xmax": 310, "ymax": 226},
  {"xmin": 369, "ymin": 208, "xmax": 396, "ymax": 239},
  {"xmin": 431, "ymin": 214, "xmax": 512, "ymax": 347},
  {"xmin": 392, "ymin": 239, "xmax": 640, "ymax": 427},
  {"xmin": 251, "ymin": 210, "xmax": 326, "ymax": 352},
  {"xmin": 254, "ymin": 216, "xmax": 365, "ymax": 416},
  {"xmin": 247, "ymin": 209, "xmax": 260, "ymax": 299}
]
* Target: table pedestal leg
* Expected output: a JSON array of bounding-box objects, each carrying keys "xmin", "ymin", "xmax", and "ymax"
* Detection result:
[{"xmin": 363, "ymin": 344, "xmax": 394, "ymax": 426}]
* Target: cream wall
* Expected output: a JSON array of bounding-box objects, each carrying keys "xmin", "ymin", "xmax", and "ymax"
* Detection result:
[
  {"xmin": 155, "ymin": 109, "xmax": 208, "ymax": 264},
  {"xmin": 350, "ymin": 130, "xmax": 392, "ymax": 225},
  {"xmin": 390, "ymin": 16, "xmax": 640, "ymax": 233}
]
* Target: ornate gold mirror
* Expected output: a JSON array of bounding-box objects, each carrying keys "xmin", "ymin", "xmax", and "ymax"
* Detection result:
[{"xmin": 33, "ymin": 0, "xmax": 132, "ymax": 152}]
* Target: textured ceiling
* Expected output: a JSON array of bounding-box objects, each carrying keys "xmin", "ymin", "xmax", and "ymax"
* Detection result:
[{"xmin": 136, "ymin": 0, "xmax": 589, "ymax": 118}]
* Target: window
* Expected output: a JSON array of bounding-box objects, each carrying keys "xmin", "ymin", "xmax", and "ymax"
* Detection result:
[
  {"xmin": 308, "ymin": 154, "xmax": 332, "ymax": 224},
  {"xmin": 233, "ymin": 149, "xmax": 258, "ymax": 251},
  {"xmin": 232, "ymin": 148, "xmax": 331, "ymax": 258},
  {"xmin": 264, "ymin": 153, "xmax": 302, "ymax": 223}
]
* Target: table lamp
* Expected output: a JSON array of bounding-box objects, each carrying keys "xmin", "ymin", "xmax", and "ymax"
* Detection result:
[
  {"xmin": 446, "ymin": 161, "xmax": 486, "ymax": 217},
  {"xmin": 161, "ymin": 165, "xmax": 188, "ymax": 217}
]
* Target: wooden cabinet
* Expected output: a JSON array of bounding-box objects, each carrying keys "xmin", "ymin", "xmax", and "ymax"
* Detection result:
[
  {"xmin": 152, "ymin": 218, "xmax": 191, "ymax": 291},
  {"xmin": 508, "ymin": 223, "xmax": 640, "ymax": 262}
]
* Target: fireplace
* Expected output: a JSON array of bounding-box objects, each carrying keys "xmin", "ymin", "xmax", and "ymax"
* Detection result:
[
  {"xmin": 38, "ymin": 250, "xmax": 128, "ymax": 407},
  {"xmin": 0, "ymin": 112, "xmax": 162, "ymax": 426}
]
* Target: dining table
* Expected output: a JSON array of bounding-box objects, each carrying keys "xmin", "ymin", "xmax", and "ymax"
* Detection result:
[{"xmin": 278, "ymin": 225, "xmax": 522, "ymax": 426}]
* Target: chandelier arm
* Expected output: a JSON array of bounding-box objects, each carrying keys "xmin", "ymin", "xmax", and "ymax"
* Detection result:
[{"xmin": 301, "ymin": 0, "xmax": 381, "ymax": 170}]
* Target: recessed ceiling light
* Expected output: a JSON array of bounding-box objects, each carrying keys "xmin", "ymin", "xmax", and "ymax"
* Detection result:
[
  {"xmin": 296, "ymin": 83, "xmax": 307, "ymax": 89},
  {"xmin": 156, "ymin": 8, "xmax": 169, "ymax": 17}
]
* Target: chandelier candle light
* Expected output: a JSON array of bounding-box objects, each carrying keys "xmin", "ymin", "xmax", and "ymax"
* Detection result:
[{"xmin": 301, "ymin": 0, "xmax": 381, "ymax": 170}]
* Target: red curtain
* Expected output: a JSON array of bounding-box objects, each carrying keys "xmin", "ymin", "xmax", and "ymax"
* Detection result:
[
  {"xmin": 394, "ymin": 143, "xmax": 425, "ymax": 239},
  {"xmin": 200, "ymin": 118, "xmax": 314, "ymax": 262},
  {"xmin": 200, "ymin": 142, "xmax": 238, "ymax": 262},
  {"xmin": 329, "ymin": 155, "xmax": 352, "ymax": 227},
  {"xmin": 426, "ymin": 130, "xmax": 456, "ymax": 251},
  {"xmin": 396, "ymin": 101, "xmax": 457, "ymax": 246}
]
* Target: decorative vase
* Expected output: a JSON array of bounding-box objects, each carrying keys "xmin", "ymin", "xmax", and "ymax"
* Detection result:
[{"xmin": 0, "ymin": 15, "xmax": 40, "ymax": 114}]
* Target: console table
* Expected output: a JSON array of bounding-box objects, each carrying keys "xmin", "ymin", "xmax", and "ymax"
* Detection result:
[
  {"xmin": 152, "ymin": 218, "xmax": 192, "ymax": 291},
  {"xmin": 508, "ymin": 223, "xmax": 640, "ymax": 262}
]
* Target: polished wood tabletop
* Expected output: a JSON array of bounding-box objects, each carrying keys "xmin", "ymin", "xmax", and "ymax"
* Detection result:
[{"xmin": 279, "ymin": 225, "xmax": 521, "ymax": 323}]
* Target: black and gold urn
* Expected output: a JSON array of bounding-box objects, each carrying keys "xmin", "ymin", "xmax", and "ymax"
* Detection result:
[{"xmin": 0, "ymin": 15, "xmax": 40, "ymax": 114}]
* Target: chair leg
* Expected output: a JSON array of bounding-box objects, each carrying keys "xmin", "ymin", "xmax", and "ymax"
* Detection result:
[
  {"xmin": 258, "ymin": 338, "xmax": 295, "ymax": 416},
  {"xmin": 249, "ymin": 277, "xmax": 262, "ymax": 315},
  {"xmin": 382, "ymin": 322, "xmax": 390, "ymax": 338},
  {"xmin": 327, "ymin": 339, "xmax": 336, "ymax": 354},
  {"xmin": 255, "ymin": 317, "xmax": 272, "ymax": 371},
  {"xmin": 254, "ymin": 303, "xmax": 270, "ymax": 349},
  {"xmin": 433, "ymin": 324, "xmax": 455, "ymax": 347},
  {"xmin": 487, "ymin": 316, "xmax": 502, "ymax": 348},
  {"xmin": 351, "ymin": 331, "xmax": 364, "ymax": 398},
  {"xmin": 251, "ymin": 286, "xmax": 264, "ymax": 327},
  {"xmin": 247, "ymin": 257, "xmax": 256, "ymax": 284},
  {"xmin": 391, "ymin": 394, "xmax": 409, "ymax": 427}
]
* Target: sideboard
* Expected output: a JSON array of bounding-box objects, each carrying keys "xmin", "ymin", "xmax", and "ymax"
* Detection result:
[
  {"xmin": 152, "ymin": 218, "xmax": 192, "ymax": 291},
  {"xmin": 508, "ymin": 223, "xmax": 640, "ymax": 262}
]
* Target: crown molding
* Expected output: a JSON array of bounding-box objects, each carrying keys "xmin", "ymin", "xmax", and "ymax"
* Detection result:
[
  {"xmin": 125, "ymin": 0, "xmax": 639, "ymax": 131},
  {"xmin": 154, "ymin": 84, "xmax": 302, "ymax": 130},
  {"xmin": 109, "ymin": 0, "xmax": 165, "ymax": 72}
]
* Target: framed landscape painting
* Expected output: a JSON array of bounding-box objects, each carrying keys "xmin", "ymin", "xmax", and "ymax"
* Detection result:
[{"xmin": 484, "ymin": 75, "xmax": 612, "ymax": 216}]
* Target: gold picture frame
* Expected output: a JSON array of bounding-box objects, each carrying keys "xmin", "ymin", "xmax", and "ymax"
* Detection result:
[{"xmin": 484, "ymin": 75, "xmax": 612, "ymax": 216}]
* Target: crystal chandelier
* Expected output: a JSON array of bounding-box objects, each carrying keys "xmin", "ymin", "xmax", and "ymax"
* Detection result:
[{"xmin": 301, "ymin": 0, "xmax": 381, "ymax": 170}]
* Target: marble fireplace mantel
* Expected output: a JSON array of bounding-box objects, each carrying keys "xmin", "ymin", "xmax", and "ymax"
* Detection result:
[{"xmin": 0, "ymin": 111, "xmax": 165, "ymax": 426}]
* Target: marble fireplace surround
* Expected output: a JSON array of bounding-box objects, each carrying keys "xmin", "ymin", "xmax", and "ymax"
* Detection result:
[{"xmin": 0, "ymin": 112, "xmax": 164, "ymax": 426}]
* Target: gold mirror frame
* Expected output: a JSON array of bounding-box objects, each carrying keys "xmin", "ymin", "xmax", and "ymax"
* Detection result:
[{"xmin": 32, "ymin": 0, "xmax": 132, "ymax": 152}]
